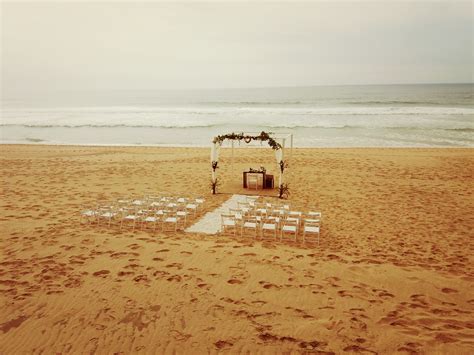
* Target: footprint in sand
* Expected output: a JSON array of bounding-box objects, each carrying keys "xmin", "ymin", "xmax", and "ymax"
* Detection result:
[
  {"xmin": 125, "ymin": 264, "xmax": 141, "ymax": 270},
  {"xmin": 338, "ymin": 290, "xmax": 354, "ymax": 298},
  {"xmin": 214, "ymin": 340, "xmax": 233, "ymax": 349},
  {"xmin": 441, "ymin": 288, "xmax": 458, "ymax": 294},
  {"xmin": 241, "ymin": 253, "xmax": 257, "ymax": 257},
  {"xmin": 93, "ymin": 270, "xmax": 110, "ymax": 278},
  {"xmin": 133, "ymin": 275, "xmax": 149, "ymax": 283},
  {"xmin": 166, "ymin": 275, "xmax": 182, "ymax": 282},
  {"xmin": 227, "ymin": 279, "xmax": 243, "ymax": 285},
  {"xmin": 259, "ymin": 281, "xmax": 280, "ymax": 289},
  {"xmin": 378, "ymin": 290, "xmax": 395, "ymax": 299},
  {"xmin": 118, "ymin": 271, "xmax": 135, "ymax": 277},
  {"xmin": 165, "ymin": 263, "xmax": 183, "ymax": 269}
]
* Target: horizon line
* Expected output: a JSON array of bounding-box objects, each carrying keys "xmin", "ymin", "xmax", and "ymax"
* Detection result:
[{"xmin": 3, "ymin": 82, "xmax": 473, "ymax": 94}]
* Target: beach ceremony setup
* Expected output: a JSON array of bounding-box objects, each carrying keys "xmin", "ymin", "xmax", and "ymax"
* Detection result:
[
  {"xmin": 1, "ymin": 1, "xmax": 473, "ymax": 354},
  {"xmin": 80, "ymin": 131, "xmax": 323, "ymax": 244}
]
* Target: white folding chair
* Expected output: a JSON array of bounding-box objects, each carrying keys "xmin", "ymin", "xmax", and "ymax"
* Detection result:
[
  {"xmin": 97, "ymin": 205, "xmax": 117, "ymax": 227},
  {"xmin": 303, "ymin": 219, "xmax": 321, "ymax": 244},
  {"xmin": 261, "ymin": 218, "xmax": 278, "ymax": 240},
  {"xmin": 176, "ymin": 209, "xmax": 188, "ymax": 228},
  {"xmin": 132, "ymin": 199, "xmax": 145, "ymax": 206},
  {"xmin": 241, "ymin": 215, "xmax": 259, "ymax": 239},
  {"xmin": 195, "ymin": 197, "xmax": 205, "ymax": 207},
  {"xmin": 288, "ymin": 211, "xmax": 303, "ymax": 228},
  {"xmin": 149, "ymin": 200, "xmax": 164, "ymax": 208},
  {"xmin": 120, "ymin": 207, "xmax": 140, "ymax": 230},
  {"xmin": 272, "ymin": 208, "xmax": 287, "ymax": 219},
  {"xmin": 162, "ymin": 211, "xmax": 180, "ymax": 232},
  {"xmin": 177, "ymin": 197, "xmax": 188, "ymax": 204},
  {"xmin": 281, "ymin": 218, "xmax": 298, "ymax": 242},
  {"xmin": 142, "ymin": 210, "xmax": 160, "ymax": 232},
  {"xmin": 288, "ymin": 211, "xmax": 302, "ymax": 218},
  {"xmin": 221, "ymin": 214, "xmax": 237, "ymax": 236},
  {"xmin": 307, "ymin": 211, "xmax": 322, "ymax": 219},
  {"xmin": 229, "ymin": 208, "xmax": 244, "ymax": 227},
  {"xmin": 238, "ymin": 202, "xmax": 252, "ymax": 215},
  {"xmin": 80, "ymin": 205, "xmax": 97, "ymax": 224},
  {"xmin": 185, "ymin": 203, "xmax": 198, "ymax": 217},
  {"xmin": 256, "ymin": 207, "xmax": 268, "ymax": 219}
]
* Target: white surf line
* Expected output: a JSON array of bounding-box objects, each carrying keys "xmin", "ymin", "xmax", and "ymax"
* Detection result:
[{"xmin": 185, "ymin": 194, "xmax": 258, "ymax": 235}]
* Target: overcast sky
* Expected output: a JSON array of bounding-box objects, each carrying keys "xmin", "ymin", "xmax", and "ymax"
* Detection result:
[{"xmin": 1, "ymin": 1, "xmax": 472, "ymax": 93}]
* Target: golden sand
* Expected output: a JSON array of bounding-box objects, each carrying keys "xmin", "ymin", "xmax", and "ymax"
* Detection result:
[{"xmin": 1, "ymin": 145, "xmax": 473, "ymax": 353}]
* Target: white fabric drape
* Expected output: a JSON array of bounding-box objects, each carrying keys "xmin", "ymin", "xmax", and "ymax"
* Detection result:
[{"xmin": 275, "ymin": 148, "xmax": 284, "ymax": 187}]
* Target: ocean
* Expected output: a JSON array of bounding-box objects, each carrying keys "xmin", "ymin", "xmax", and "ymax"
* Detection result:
[{"xmin": 1, "ymin": 84, "xmax": 473, "ymax": 147}]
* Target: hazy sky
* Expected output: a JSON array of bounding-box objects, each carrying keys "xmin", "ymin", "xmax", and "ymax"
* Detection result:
[{"xmin": 1, "ymin": 1, "xmax": 473, "ymax": 93}]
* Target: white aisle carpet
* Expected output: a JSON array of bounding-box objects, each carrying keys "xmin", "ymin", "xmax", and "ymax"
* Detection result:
[{"xmin": 185, "ymin": 194, "xmax": 256, "ymax": 235}]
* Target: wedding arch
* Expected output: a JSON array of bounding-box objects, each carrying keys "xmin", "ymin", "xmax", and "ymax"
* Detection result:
[{"xmin": 210, "ymin": 131, "xmax": 293, "ymax": 197}]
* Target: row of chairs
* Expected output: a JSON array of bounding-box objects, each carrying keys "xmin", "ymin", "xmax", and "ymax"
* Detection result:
[
  {"xmin": 80, "ymin": 195, "xmax": 205, "ymax": 232},
  {"xmin": 221, "ymin": 201, "xmax": 322, "ymax": 244}
]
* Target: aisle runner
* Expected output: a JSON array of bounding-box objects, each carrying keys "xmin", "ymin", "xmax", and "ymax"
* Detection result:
[{"xmin": 185, "ymin": 194, "xmax": 256, "ymax": 234}]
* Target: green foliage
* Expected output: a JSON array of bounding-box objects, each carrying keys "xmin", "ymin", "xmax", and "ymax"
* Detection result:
[
  {"xmin": 278, "ymin": 183, "xmax": 290, "ymax": 199},
  {"xmin": 212, "ymin": 131, "xmax": 282, "ymax": 150}
]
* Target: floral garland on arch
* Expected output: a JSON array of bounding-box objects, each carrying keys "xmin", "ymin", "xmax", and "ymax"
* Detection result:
[{"xmin": 212, "ymin": 131, "xmax": 282, "ymax": 150}]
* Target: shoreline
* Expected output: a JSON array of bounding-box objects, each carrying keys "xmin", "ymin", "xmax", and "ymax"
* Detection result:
[{"xmin": 2, "ymin": 142, "xmax": 473, "ymax": 149}]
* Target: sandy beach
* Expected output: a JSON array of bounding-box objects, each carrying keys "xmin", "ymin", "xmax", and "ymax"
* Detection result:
[{"xmin": 0, "ymin": 144, "xmax": 473, "ymax": 354}]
